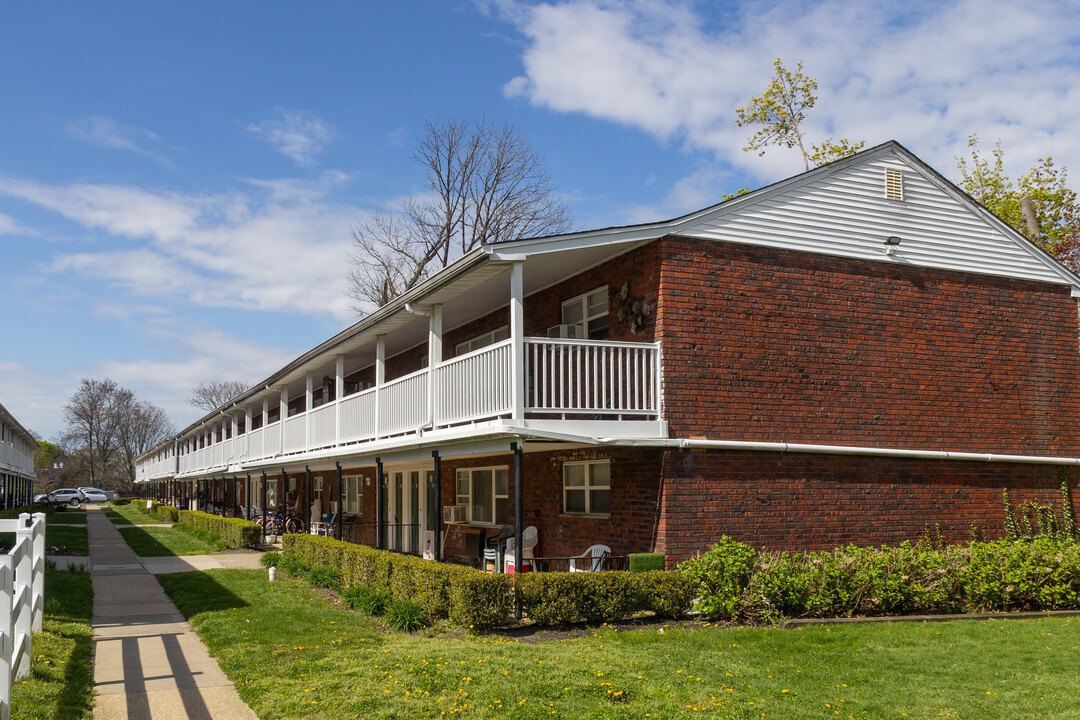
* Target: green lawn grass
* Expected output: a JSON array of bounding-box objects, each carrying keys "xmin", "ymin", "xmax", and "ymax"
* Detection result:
[
  {"xmin": 0, "ymin": 525, "xmax": 88, "ymax": 556},
  {"xmin": 118, "ymin": 525, "xmax": 221, "ymax": 556},
  {"xmin": 11, "ymin": 564, "xmax": 94, "ymax": 719},
  {"xmin": 158, "ymin": 569, "xmax": 1080, "ymax": 720},
  {"xmin": 43, "ymin": 508, "xmax": 86, "ymax": 525},
  {"xmin": 104, "ymin": 503, "xmax": 167, "ymax": 526}
]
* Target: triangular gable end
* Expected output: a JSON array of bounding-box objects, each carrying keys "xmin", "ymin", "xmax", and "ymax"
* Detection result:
[{"xmin": 673, "ymin": 143, "xmax": 1080, "ymax": 292}]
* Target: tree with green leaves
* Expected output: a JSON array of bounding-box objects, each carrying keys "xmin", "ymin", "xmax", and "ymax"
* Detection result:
[
  {"xmin": 734, "ymin": 58, "xmax": 864, "ymax": 172},
  {"xmin": 956, "ymin": 135, "xmax": 1080, "ymax": 272}
]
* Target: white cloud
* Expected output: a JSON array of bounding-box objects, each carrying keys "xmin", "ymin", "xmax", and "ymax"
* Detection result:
[
  {"xmin": 66, "ymin": 116, "xmax": 171, "ymax": 165},
  {"xmin": 247, "ymin": 109, "xmax": 334, "ymax": 166},
  {"xmin": 0, "ymin": 176, "xmax": 359, "ymax": 322},
  {"xmin": 0, "ymin": 211, "xmax": 35, "ymax": 236},
  {"xmin": 0, "ymin": 329, "xmax": 297, "ymax": 441},
  {"xmin": 498, "ymin": 0, "xmax": 1080, "ymax": 184}
]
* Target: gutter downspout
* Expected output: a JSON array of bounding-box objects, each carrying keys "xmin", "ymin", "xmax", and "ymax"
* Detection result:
[{"xmin": 672, "ymin": 439, "xmax": 1080, "ymax": 465}]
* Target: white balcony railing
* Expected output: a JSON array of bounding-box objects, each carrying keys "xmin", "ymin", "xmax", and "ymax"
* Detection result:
[
  {"xmin": 0, "ymin": 443, "xmax": 33, "ymax": 478},
  {"xmin": 143, "ymin": 337, "xmax": 661, "ymax": 480}
]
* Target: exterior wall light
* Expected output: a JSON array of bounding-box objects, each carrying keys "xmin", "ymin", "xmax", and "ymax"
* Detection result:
[{"xmin": 884, "ymin": 236, "xmax": 901, "ymax": 255}]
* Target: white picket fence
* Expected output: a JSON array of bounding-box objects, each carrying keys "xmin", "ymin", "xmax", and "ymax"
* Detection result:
[{"xmin": 0, "ymin": 513, "xmax": 45, "ymax": 720}]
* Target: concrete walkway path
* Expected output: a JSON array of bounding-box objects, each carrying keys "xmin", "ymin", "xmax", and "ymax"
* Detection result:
[{"xmin": 87, "ymin": 506, "xmax": 259, "ymax": 720}]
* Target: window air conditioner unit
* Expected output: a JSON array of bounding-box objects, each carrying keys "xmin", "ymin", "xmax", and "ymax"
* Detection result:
[
  {"xmin": 547, "ymin": 324, "xmax": 580, "ymax": 339},
  {"xmin": 442, "ymin": 505, "xmax": 469, "ymax": 524}
]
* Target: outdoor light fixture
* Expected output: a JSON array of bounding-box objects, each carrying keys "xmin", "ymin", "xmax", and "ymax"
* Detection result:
[{"xmin": 884, "ymin": 236, "xmax": 901, "ymax": 255}]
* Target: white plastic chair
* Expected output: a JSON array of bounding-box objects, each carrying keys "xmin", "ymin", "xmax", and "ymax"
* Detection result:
[
  {"xmin": 569, "ymin": 544, "xmax": 611, "ymax": 572},
  {"xmin": 503, "ymin": 526, "xmax": 538, "ymax": 573}
]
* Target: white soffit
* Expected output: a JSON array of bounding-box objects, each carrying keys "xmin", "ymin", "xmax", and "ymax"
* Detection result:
[{"xmin": 677, "ymin": 147, "xmax": 1080, "ymax": 289}]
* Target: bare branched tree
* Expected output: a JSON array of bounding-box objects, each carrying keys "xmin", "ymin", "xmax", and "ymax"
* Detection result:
[
  {"xmin": 115, "ymin": 400, "xmax": 175, "ymax": 486},
  {"xmin": 188, "ymin": 380, "xmax": 249, "ymax": 412},
  {"xmin": 62, "ymin": 379, "xmax": 174, "ymax": 491},
  {"xmin": 348, "ymin": 118, "xmax": 573, "ymax": 312}
]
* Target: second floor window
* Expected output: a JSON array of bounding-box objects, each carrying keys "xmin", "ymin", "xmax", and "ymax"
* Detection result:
[
  {"xmin": 456, "ymin": 326, "xmax": 509, "ymax": 355},
  {"xmin": 562, "ymin": 286, "xmax": 609, "ymax": 339}
]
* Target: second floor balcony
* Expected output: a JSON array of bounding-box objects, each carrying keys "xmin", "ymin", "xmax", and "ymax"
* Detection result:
[{"xmin": 160, "ymin": 336, "xmax": 662, "ymax": 479}]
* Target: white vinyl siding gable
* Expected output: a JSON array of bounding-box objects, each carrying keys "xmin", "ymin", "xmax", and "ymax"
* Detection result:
[{"xmin": 679, "ymin": 150, "xmax": 1071, "ymax": 288}]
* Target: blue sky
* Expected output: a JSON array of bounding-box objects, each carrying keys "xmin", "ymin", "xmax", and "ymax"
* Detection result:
[{"xmin": 3, "ymin": 0, "xmax": 1080, "ymax": 440}]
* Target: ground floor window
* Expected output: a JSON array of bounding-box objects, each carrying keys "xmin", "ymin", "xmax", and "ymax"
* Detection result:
[
  {"xmin": 456, "ymin": 467, "xmax": 509, "ymax": 524},
  {"xmin": 563, "ymin": 460, "xmax": 610, "ymax": 515},
  {"xmin": 343, "ymin": 475, "xmax": 362, "ymax": 515}
]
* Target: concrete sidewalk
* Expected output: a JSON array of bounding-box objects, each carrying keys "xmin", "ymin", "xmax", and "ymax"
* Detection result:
[{"xmin": 87, "ymin": 506, "xmax": 259, "ymax": 720}]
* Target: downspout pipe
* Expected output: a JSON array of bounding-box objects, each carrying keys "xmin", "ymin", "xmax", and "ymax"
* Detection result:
[{"xmin": 673, "ymin": 438, "xmax": 1080, "ymax": 465}]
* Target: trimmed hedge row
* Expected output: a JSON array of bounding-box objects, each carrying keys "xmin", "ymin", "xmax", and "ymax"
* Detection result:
[
  {"xmin": 154, "ymin": 504, "xmax": 179, "ymax": 522},
  {"xmin": 283, "ymin": 534, "xmax": 696, "ymax": 628},
  {"xmin": 177, "ymin": 510, "xmax": 261, "ymax": 548},
  {"xmin": 680, "ymin": 536, "xmax": 1080, "ymax": 622},
  {"xmin": 283, "ymin": 534, "xmax": 509, "ymax": 626}
]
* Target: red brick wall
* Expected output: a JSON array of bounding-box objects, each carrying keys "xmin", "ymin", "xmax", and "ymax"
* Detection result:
[
  {"xmin": 657, "ymin": 236, "xmax": 1080, "ymax": 455},
  {"xmin": 657, "ymin": 449, "xmax": 1077, "ymax": 562},
  {"xmin": 438, "ymin": 446, "xmax": 665, "ymax": 566}
]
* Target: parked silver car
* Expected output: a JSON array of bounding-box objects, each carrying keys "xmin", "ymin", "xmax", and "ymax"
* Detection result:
[
  {"xmin": 78, "ymin": 487, "xmax": 109, "ymax": 503},
  {"xmin": 47, "ymin": 488, "xmax": 86, "ymax": 506}
]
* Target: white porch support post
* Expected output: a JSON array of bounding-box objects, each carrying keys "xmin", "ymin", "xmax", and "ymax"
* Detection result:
[
  {"xmin": 428, "ymin": 304, "xmax": 442, "ymax": 428},
  {"xmin": 279, "ymin": 386, "xmax": 288, "ymax": 456},
  {"xmin": 305, "ymin": 372, "xmax": 313, "ymax": 452},
  {"xmin": 262, "ymin": 396, "xmax": 269, "ymax": 429},
  {"xmin": 244, "ymin": 406, "xmax": 252, "ymax": 458},
  {"xmin": 510, "ymin": 261, "xmax": 525, "ymax": 421},
  {"xmin": 335, "ymin": 355, "xmax": 345, "ymax": 445},
  {"xmin": 230, "ymin": 413, "xmax": 238, "ymax": 464},
  {"xmin": 375, "ymin": 334, "xmax": 386, "ymax": 439}
]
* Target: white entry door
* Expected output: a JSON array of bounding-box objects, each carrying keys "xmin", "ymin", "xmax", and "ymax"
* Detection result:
[{"xmin": 387, "ymin": 467, "xmax": 435, "ymax": 555}]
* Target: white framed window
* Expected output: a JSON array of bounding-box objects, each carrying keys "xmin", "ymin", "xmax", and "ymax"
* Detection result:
[
  {"xmin": 343, "ymin": 475, "xmax": 363, "ymax": 515},
  {"xmin": 266, "ymin": 479, "xmax": 279, "ymax": 507},
  {"xmin": 456, "ymin": 325, "xmax": 509, "ymax": 355},
  {"xmin": 563, "ymin": 460, "xmax": 610, "ymax": 515},
  {"xmin": 561, "ymin": 286, "xmax": 609, "ymax": 339},
  {"xmin": 313, "ymin": 476, "xmax": 324, "ymax": 502},
  {"xmin": 455, "ymin": 466, "xmax": 509, "ymax": 524}
]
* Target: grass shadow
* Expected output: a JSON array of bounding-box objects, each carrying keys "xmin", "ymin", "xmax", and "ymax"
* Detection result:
[
  {"xmin": 118, "ymin": 525, "xmax": 219, "ymax": 557},
  {"xmin": 157, "ymin": 571, "xmax": 250, "ymax": 616}
]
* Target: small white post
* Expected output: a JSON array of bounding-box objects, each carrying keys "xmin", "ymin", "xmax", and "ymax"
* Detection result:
[
  {"xmin": 0, "ymin": 554, "xmax": 13, "ymax": 720},
  {"xmin": 30, "ymin": 514, "xmax": 44, "ymax": 632},
  {"xmin": 279, "ymin": 386, "xmax": 288, "ymax": 456},
  {"xmin": 13, "ymin": 515, "xmax": 32, "ymax": 679}
]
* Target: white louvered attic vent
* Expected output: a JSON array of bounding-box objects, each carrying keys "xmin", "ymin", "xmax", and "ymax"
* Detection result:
[{"xmin": 885, "ymin": 168, "xmax": 904, "ymax": 201}]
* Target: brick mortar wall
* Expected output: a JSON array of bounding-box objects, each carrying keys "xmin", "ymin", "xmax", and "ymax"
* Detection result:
[
  {"xmin": 657, "ymin": 449, "xmax": 1077, "ymax": 562},
  {"xmin": 656, "ymin": 236, "xmax": 1080, "ymax": 455}
]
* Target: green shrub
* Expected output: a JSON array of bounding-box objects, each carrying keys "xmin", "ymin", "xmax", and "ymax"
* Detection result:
[
  {"xmin": 177, "ymin": 510, "xmax": 260, "ymax": 548},
  {"xmin": 308, "ymin": 566, "xmax": 342, "ymax": 589},
  {"xmin": 155, "ymin": 504, "xmax": 179, "ymax": 522},
  {"xmin": 636, "ymin": 570, "xmax": 697, "ymax": 618},
  {"xmin": 516, "ymin": 572, "xmax": 641, "ymax": 625},
  {"xmin": 678, "ymin": 536, "xmax": 757, "ymax": 620},
  {"xmin": 449, "ymin": 573, "xmax": 514, "ymax": 628},
  {"xmin": 112, "ymin": 497, "xmax": 134, "ymax": 506},
  {"xmin": 628, "ymin": 553, "xmax": 666, "ymax": 572},
  {"xmin": 279, "ymin": 555, "xmax": 309, "ymax": 576},
  {"xmin": 386, "ymin": 600, "xmax": 427, "ymax": 631},
  {"xmin": 260, "ymin": 550, "xmax": 281, "ymax": 568},
  {"xmin": 342, "ymin": 586, "xmax": 390, "ymax": 616}
]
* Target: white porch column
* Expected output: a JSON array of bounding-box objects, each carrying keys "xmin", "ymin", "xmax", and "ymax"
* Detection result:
[
  {"xmin": 428, "ymin": 303, "xmax": 442, "ymax": 427},
  {"xmin": 305, "ymin": 372, "xmax": 313, "ymax": 452},
  {"xmin": 244, "ymin": 405, "xmax": 252, "ymax": 460},
  {"xmin": 262, "ymin": 396, "xmax": 269, "ymax": 428},
  {"xmin": 230, "ymin": 413, "xmax": 238, "ymax": 464},
  {"xmin": 375, "ymin": 334, "xmax": 386, "ymax": 439},
  {"xmin": 510, "ymin": 261, "xmax": 525, "ymax": 421},
  {"xmin": 335, "ymin": 355, "xmax": 345, "ymax": 445},
  {"xmin": 279, "ymin": 386, "xmax": 288, "ymax": 455}
]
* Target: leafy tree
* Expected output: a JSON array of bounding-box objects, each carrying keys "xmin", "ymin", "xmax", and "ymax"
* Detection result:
[
  {"xmin": 188, "ymin": 380, "xmax": 249, "ymax": 412},
  {"xmin": 957, "ymin": 135, "xmax": 1080, "ymax": 272},
  {"xmin": 347, "ymin": 118, "xmax": 573, "ymax": 311},
  {"xmin": 734, "ymin": 58, "xmax": 864, "ymax": 172},
  {"xmin": 34, "ymin": 440, "xmax": 62, "ymax": 472}
]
